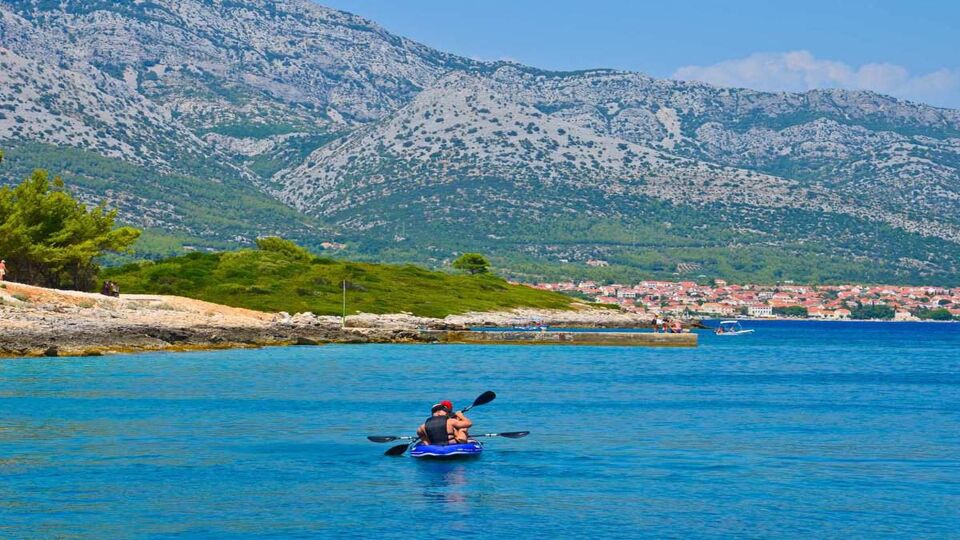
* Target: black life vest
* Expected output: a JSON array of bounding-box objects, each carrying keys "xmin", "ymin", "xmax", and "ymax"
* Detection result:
[{"xmin": 424, "ymin": 415, "xmax": 452, "ymax": 446}]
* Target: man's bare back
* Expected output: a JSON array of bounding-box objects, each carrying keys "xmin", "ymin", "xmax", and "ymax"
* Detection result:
[{"xmin": 416, "ymin": 401, "xmax": 473, "ymax": 445}]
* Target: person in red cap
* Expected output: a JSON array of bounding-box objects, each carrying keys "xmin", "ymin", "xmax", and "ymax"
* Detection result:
[{"xmin": 416, "ymin": 399, "xmax": 472, "ymax": 445}]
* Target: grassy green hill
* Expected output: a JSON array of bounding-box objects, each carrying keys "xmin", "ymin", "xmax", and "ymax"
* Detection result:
[{"xmin": 103, "ymin": 240, "xmax": 573, "ymax": 318}]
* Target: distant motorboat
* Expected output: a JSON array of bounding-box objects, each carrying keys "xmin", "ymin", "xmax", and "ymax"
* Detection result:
[
  {"xmin": 511, "ymin": 318, "xmax": 548, "ymax": 332},
  {"xmin": 715, "ymin": 320, "xmax": 755, "ymax": 336},
  {"xmin": 515, "ymin": 324, "xmax": 549, "ymax": 332}
]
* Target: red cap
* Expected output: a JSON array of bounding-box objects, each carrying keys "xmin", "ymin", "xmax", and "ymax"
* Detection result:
[{"xmin": 432, "ymin": 400, "xmax": 454, "ymax": 413}]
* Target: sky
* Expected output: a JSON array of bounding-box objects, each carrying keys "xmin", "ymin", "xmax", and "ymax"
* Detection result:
[{"xmin": 318, "ymin": 0, "xmax": 960, "ymax": 108}]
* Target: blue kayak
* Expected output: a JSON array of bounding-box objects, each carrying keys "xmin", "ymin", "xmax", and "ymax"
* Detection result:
[{"xmin": 410, "ymin": 440, "xmax": 483, "ymax": 459}]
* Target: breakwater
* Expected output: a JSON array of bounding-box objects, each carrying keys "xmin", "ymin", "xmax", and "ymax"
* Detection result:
[{"xmin": 423, "ymin": 329, "xmax": 697, "ymax": 347}]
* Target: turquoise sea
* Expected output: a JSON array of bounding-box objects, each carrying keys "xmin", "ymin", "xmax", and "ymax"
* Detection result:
[{"xmin": 1, "ymin": 321, "xmax": 958, "ymax": 538}]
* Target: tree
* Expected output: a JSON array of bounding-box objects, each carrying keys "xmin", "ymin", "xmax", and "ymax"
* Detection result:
[
  {"xmin": 774, "ymin": 305, "xmax": 808, "ymax": 318},
  {"xmin": 0, "ymin": 169, "xmax": 140, "ymax": 290},
  {"xmin": 916, "ymin": 308, "xmax": 954, "ymax": 321},
  {"xmin": 256, "ymin": 236, "xmax": 314, "ymax": 262},
  {"xmin": 452, "ymin": 253, "xmax": 491, "ymax": 275},
  {"xmin": 850, "ymin": 303, "xmax": 895, "ymax": 320},
  {"xmin": 821, "ymin": 289, "xmax": 840, "ymax": 300}
]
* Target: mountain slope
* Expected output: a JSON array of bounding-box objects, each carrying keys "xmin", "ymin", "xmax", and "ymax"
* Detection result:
[
  {"xmin": 0, "ymin": 0, "xmax": 471, "ymax": 249},
  {"xmin": 277, "ymin": 69, "xmax": 842, "ymax": 230},
  {"xmin": 275, "ymin": 66, "xmax": 960, "ymax": 283},
  {"xmin": 2, "ymin": 0, "xmax": 472, "ymax": 131},
  {"xmin": 384, "ymin": 67, "xmax": 960, "ymax": 240},
  {"xmin": 0, "ymin": 4, "xmax": 326, "ymax": 246},
  {"xmin": 1, "ymin": 0, "xmax": 959, "ymax": 284}
]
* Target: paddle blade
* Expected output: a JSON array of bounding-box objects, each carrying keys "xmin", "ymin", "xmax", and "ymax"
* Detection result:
[
  {"xmin": 385, "ymin": 443, "xmax": 410, "ymax": 456},
  {"xmin": 499, "ymin": 431, "xmax": 530, "ymax": 438},
  {"xmin": 367, "ymin": 436, "xmax": 399, "ymax": 443},
  {"xmin": 471, "ymin": 390, "xmax": 496, "ymax": 408}
]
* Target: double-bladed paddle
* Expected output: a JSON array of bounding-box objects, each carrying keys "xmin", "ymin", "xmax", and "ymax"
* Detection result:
[
  {"xmin": 369, "ymin": 431, "xmax": 529, "ymax": 443},
  {"xmin": 382, "ymin": 390, "xmax": 497, "ymax": 456}
]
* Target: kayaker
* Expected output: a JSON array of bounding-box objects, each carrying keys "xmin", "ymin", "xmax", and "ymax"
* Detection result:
[{"xmin": 416, "ymin": 400, "xmax": 472, "ymax": 445}]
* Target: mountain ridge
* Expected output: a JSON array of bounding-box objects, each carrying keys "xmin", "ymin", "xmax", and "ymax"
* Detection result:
[{"xmin": 1, "ymin": 0, "xmax": 959, "ymax": 284}]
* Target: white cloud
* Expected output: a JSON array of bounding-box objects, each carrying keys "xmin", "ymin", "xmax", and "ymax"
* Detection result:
[{"xmin": 673, "ymin": 51, "xmax": 960, "ymax": 109}]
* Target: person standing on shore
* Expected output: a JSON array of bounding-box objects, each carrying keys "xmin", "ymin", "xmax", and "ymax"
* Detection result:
[
  {"xmin": 671, "ymin": 319, "xmax": 683, "ymax": 333},
  {"xmin": 0, "ymin": 259, "xmax": 6, "ymax": 282}
]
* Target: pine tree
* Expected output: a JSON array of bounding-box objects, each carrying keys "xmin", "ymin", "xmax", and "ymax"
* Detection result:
[
  {"xmin": 452, "ymin": 253, "xmax": 491, "ymax": 275},
  {"xmin": 0, "ymin": 168, "xmax": 140, "ymax": 290}
]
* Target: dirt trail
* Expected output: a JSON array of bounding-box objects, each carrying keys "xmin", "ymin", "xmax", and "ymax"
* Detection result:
[{"xmin": 1, "ymin": 282, "xmax": 272, "ymax": 322}]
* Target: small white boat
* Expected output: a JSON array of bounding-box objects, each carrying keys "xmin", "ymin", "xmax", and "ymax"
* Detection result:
[
  {"xmin": 715, "ymin": 320, "xmax": 755, "ymax": 336},
  {"xmin": 515, "ymin": 324, "xmax": 548, "ymax": 332},
  {"xmin": 511, "ymin": 318, "xmax": 548, "ymax": 332}
]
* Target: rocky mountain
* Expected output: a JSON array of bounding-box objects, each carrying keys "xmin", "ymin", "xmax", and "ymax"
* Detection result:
[
  {"xmin": 277, "ymin": 65, "xmax": 960, "ymax": 282},
  {"xmin": 277, "ymin": 68, "xmax": 838, "ymax": 242},
  {"xmin": 1, "ymin": 0, "xmax": 959, "ymax": 284},
  {"xmin": 1, "ymin": 0, "xmax": 472, "ymax": 130}
]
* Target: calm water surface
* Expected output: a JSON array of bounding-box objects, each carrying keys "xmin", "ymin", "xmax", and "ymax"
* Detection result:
[{"xmin": 1, "ymin": 321, "xmax": 958, "ymax": 538}]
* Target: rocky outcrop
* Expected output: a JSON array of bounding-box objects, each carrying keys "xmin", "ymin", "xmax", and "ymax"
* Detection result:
[
  {"xmin": 313, "ymin": 306, "xmax": 655, "ymax": 332},
  {"xmin": 0, "ymin": 283, "xmax": 436, "ymax": 357},
  {"xmin": 0, "ymin": 282, "xmax": 663, "ymax": 357},
  {"xmin": 0, "ymin": 280, "xmax": 679, "ymax": 357},
  {"xmin": 442, "ymin": 306, "xmax": 653, "ymax": 329}
]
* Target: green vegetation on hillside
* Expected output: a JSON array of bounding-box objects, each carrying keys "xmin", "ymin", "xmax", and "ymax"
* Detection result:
[
  {"xmin": 103, "ymin": 238, "xmax": 573, "ymax": 317},
  {"xmin": 0, "ymin": 143, "xmax": 329, "ymax": 256},
  {"xmin": 337, "ymin": 192, "xmax": 960, "ymax": 287}
]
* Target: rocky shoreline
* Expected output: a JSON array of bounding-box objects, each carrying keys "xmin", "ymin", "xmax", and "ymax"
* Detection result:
[{"xmin": 0, "ymin": 282, "xmax": 660, "ymax": 358}]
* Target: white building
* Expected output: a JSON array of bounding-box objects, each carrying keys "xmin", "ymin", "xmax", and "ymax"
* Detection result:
[
  {"xmin": 748, "ymin": 305, "xmax": 773, "ymax": 317},
  {"xmin": 894, "ymin": 310, "xmax": 918, "ymax": 322}
]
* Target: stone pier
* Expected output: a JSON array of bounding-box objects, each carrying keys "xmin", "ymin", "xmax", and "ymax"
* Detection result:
[{"xmin": 421, "ymin": 330, "xmax": 697, "ymax": 347}]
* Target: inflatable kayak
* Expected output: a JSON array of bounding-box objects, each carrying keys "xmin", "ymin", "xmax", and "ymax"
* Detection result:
[{"xmin": 410, "ymin": 440, "xmax": 483, "ymax": 459}]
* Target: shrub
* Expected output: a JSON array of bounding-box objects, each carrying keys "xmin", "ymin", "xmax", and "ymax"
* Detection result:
[{"xmin": 255, "ymin": 236, "xmax": 313, "ymax": 261}]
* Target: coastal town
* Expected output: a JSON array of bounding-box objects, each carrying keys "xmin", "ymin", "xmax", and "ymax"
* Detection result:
[{"xmin": 532, "ymin": 279, "xmax": 960, "ymax": 321}]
